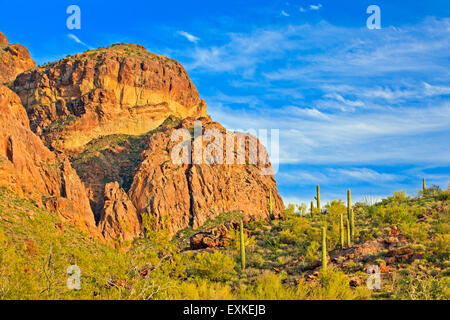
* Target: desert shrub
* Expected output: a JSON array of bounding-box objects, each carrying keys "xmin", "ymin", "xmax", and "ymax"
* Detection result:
[
  {"xmin": 368, "ymin": 204, "xmax": 420, "ymax": 225},
  {"xmin": 382, "ymin": 190, "xmax": 410, "ymax": 205},
  {"xmin": 400, "ymin": 222, "xmax": 429, "ymax": 242},
  {"xmin": 392, "ymin": 272, "xmax": 449, "ymax": 300},
  {"xmin": 309, "ymin": 269, "xmax": 369, "ymax": 300},
  {"xmin": 238, "ymin": 272, "xmax": 309, "ymax": 300},
  {"xmin": 188, "ymin": 251, "xmax": 236, "ymax": 281},
  {"xmin": 278, "ymin": 212, "xmax": 314, "ymax": 245},
  {"xmin": 305, "ymin": 241, "xmax": 320, "ymax": 263},
  {"xmin": 426, "ymin": 234, "xmax": 450, "ymax": 262},
  {"xmin": 162, "ymin": 278, "xmax": 234, "ymax": 300}
]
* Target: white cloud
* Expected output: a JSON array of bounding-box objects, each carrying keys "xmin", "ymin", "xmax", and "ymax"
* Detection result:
[
  {"xmin": 329, "ymin": 168, "xmax": 398, "ymax": 182},
  {"xmin": 177, "ymin": 31, "xmax": 200, "ymax": 43},
  {"xmin": 309, "ymin": 4, "xmax": 323, "ymax": 10},
  {"xmin": 67, "ymin": 34, "xmax": 91, "ymax": 49},
  {"xmin": 281, "ymin": 10, "xmax": 290, "ymax": 17},
  {"xmin": 174, "ymin": 17, "xmax": 450, "ymax": 167}
]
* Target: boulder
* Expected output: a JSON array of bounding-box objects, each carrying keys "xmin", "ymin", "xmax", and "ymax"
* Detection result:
[{"xmin": 190, "ymin": 220, "xmax": 240, "ymax": 249}]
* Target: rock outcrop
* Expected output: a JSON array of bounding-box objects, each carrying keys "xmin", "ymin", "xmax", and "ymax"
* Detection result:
[
  {"xmin": 0, "ymin": 32, "xmax": 36, "ymax": 84},
  {"xmin": 0, "ymin": 32, "xmax": 7, "ymax": 44},
  {"xmin": 0, "ymin": 85, "xmax": 98, "ymax": 235},
  {"xmin": 11, "ymin": 43, "xmax": 207, "ymax": 153},
  {"xmin": 190, "ymin": 220, "xmax": 240, "ymax": 249},
  {"xmin": 98, "ymin": 182, "xmax": 141, "ymax": 241},
  {"xmin": 129, "ymin": 117, "xmax": 284, "ymax": 236}
]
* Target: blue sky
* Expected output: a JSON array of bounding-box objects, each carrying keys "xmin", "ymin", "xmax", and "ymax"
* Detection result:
[{"xmin": 1, "ymin": 0, "xmax": 449, "ymax": 205}]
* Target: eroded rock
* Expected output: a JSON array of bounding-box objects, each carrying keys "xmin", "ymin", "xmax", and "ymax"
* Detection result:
[
  {"xmin": 0, "ymin": 33, "xmax": 35, "ymax": 84},
  {"xmin": 11, "ymin": 43, "xmax": 207, "ymax": 153},
  {"xmin": 0, "ymin": 85, "xmax": 98, "ymax": 236},
  {"xmin": 98, "ymin": 182, "xmax": 141, "ymax": 241}
]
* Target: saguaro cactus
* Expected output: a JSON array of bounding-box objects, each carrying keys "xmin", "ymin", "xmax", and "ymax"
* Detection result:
[
  {"xmin": 348, "ymin": 189, "xmax": 354, "ymax": 238},
  {"xmin": 340, "ymin": 213, "xmax": 344, "ymax": 249},
  {"xmin": 268, "ymin": 189, "xmax": 273, "ymax": 216},
  {"xmin": 310, "ymin": 201, "xmax": 314, "ymax": 218},
  {"xmin": 315, "ymin": 185, "xmax": 321, "ymax": 213},
  {"xmin": 240, "ymin": 219, "xmax": 245, "ymax": 270},
  {"xmin": 322, "ymin": 226, "xmax": 327, "ymax": 271},
  {"xmin": 423, "ymin": 178, "xmax": 426, "ymax": 192},
  {"xmin": 346, "ymin": 216, "xmax": 351, "ymax": 247}
]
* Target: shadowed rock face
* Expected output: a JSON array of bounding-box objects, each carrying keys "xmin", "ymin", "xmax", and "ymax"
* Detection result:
[
  {"xmin": 11, "ymin": 43, "xmax": 207, "ymax": 154},
  {"xmin": 0, "ymin": 32, "xmax": 36, "ymax": 84},
  {"xmin": 98, "ymin": 182, "xmax": 141, "ymax": 241},
  {"xmin": 128, "ymin": 117, "xmax": 284, "ymax": 236},
  {"xmin": 0, "ymin": 85, "xmax": 98, "ymax": 236}
]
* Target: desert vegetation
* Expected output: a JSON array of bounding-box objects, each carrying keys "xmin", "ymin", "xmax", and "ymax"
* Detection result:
[{"xmin": 0, "ymin": 181, "xmax": 448, "ymax": 300}]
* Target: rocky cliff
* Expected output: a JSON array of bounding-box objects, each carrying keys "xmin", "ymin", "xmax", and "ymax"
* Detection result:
[
  {"xmin": 1, "ymin": 36, "xmax": 284, "ymax": 243},
  {"xmin": 0, "ymin": 32, "xmax": 35, "ymax": 84},
  {"xmin": 128, "ymin": 116, "xmax": 284, "ymax": 236},
  {"xmin": 0, "ymin": 85, "xmax": 98, "ymax": 236},
  {"xmin": 11, "ymin": 43, "xmax": 207, "ymax": 154}
]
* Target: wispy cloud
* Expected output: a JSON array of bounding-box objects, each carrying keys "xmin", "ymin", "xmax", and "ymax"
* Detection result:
[
  {"xmin": 67, "ymin": 34, "xmax": 91, "ymax": 49},
  {"xmin": 171, "ymin": 16, "xmax": 450, "ymax": 197},
  {"xmin": 177, "ymin": 31, "xmax": 200, "ymax": 43},
  {"xmin": 309, "ymin": 4, "xmax": 323, "ymax": 10},
  {"xmin": 281, "ymin": 10, "xmax": 290, "ymax": 17}
]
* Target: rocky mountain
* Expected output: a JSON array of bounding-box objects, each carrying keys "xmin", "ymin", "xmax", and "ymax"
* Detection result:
[
  {"xmin": 1, "ymin": 34, "xmax": 284, "ymax": 243},
  {"xmin": 0, "ymin": 32, "xmax": 35, "ymax": 84},
  {"xmin": 11, "ymin": 43, "xmax": 206, "ymax": 154}
]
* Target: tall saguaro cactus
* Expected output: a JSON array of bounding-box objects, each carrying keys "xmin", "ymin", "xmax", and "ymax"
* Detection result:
[
  {"xmin": 310, "ymin": 201, "xmax": 314, "ymax": 218},
  {"xmin": 346, "ymin": 216, "xmax": 351, "ymax": 248},
  {"xmin": 268, "ymin": 189, "xmax": 273, "ymax": 216},
  {"xmin": 423, "ymin": 178, "xmax": 426, "ymax": 192},
  {"xmin": 348, "ymin": 189, "xmax": 354, "ymax": 238},
  {"xmin": 240, "ymin": 219, "xmax": 245, "ymax": 270},
  {"xmin": 322, "ymin": 226, "xmax": 327, "ymax": 271},
  {"xmin": 315, "ymin": 185, "xmax": 321, "ymax": 213},
  {"xmin": 340, "ymin": 213, "xmax": 344, "ymax": 249}
]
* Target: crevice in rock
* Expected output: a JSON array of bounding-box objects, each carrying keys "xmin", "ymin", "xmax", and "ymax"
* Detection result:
[
  {"xmin": 186, "ymin": 163, "xmax": 195, "ymax": 228},
  {"xmin": 6, "ymin": 136, "xmax": 13, "ymax": 162}
]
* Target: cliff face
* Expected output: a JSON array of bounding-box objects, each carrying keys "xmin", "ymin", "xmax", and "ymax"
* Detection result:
[
  {"xmin": 128, "ymin": 117, "xmax": 284, "ymax": 236},
  {"xmin": 0, "ymin": 85, "xmax": 98, "ymax": 236},
  {"xmin": 11, "ymin": 43, "xmax": 207, "ymax": 154},
  {"xmin": 0, "ymin": 32, "xmax": 36, "ymax": 84},
  {"xmin": 1, "ymin": 36, "xmax": 284, "ymax": 243}
]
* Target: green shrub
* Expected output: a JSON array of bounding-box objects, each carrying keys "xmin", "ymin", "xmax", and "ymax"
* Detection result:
[{"xmin": 188, "ymin": 251, "xmax": 236, "ymax": 281}]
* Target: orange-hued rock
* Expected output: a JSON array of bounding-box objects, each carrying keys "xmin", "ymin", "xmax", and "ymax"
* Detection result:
[
  {"xmin": 11, "ymin": 43, "xmax": 207, "ymax": 153},
  {"xmin": 190, "ymin": 220, "xmax": 240, "ymax": 249},
  {"xmin": 2, "ymin": 41, "xmax": 285, "ymax": 243},
  {"xmin": 0, "ymin": 32, "xmax": 7, "ymax": 44},
  {"xmin": 129, "ymin": 117, "xmax": 284, "ymax": 236},
  {"xmin": 0, "ymin": 85, "xmax": 98, "ymax": 235},
  {"xmin": 98, "ymin": 182, "xmax": 141, "ymax": 241},
  {"xmin": 0, "ymin": 33, "xmax": 35, "ymax": 84}
]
